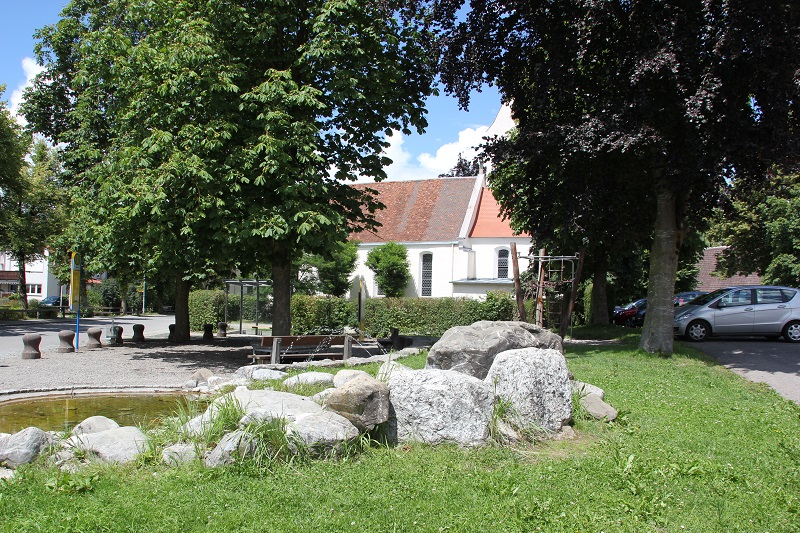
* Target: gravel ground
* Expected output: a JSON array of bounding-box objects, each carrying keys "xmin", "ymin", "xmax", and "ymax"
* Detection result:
[{"xmin": 0, "ymin": 336, "xmax": 254, "ymax": 398}]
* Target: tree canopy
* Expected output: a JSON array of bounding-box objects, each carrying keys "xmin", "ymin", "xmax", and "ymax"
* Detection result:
[
  {"xmin": 431, "ymin": 0, "xmax": 799, "ymax": 353},
  {"xmin": 23, "ymin": 0, "xmax": 435, "ymax": 338},
  {"xmin": 365, "ymin": 241, "xmax": 411, "ymax": 297}
]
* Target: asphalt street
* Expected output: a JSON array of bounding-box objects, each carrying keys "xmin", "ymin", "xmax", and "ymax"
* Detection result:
[
  {"xmin": 691, "ymin": 337, "xmax": 800, "ymax": 405},
  {"xmin": 0, "ymin": 314, "xmax": 176, "ymax": 357}
]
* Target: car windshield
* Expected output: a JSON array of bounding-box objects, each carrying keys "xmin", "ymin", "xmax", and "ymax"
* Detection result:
[{"xmin": 689, "ymin": 288, "xmax": 731, "ymax": 306}]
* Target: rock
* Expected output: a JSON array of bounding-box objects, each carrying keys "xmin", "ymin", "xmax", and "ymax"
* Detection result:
[
  {"xmin": 551, "ymin": 425, "xmax": 577, "ymax": 441},
  {"xmin": 572, "ymin": 380, "xmax": 605, "ymax": 399},
  {"xmin": 238, "ymin": 409, "xmax": 297, "ymax": 426},
  {"xmin": 162, "ymin": 443, "xmax": 198, "ymax": 466},
  {"xmin": 0, "ymin": 467, "xmax": 14, "ymax": 480},
  {"xmin": 580, "ymin": 393, "xmax": 618, "ymax": 421},
  {"xmin": 324, "ymin": 374, "xmax": 390, "ymax": 431},
  {"xmin": 387, "ymin": 369, "xmax": 493, "ymax": 447},
  {"xmin": 190, "ymin": 368, "xmax": 214, "ymax": 385},
  {"xmin": 427, "ymin": 321, "xmax": 563, "ymax": 379},
  {"xmin": 311, "ymin": 388, "xmax": 335, "ymax": 406},
  {"xmin": 485, "ymin": 348, "xmax": 572, "ymax": 433},
  {"xmin": 235, "ymin": 366, "xmax": 289, "ymax": 381},
  {"xmin": 0, "ymin": 427, "xmax": 51, "ymax": 468},
  {"xmin": 71, "ymin": 415, "xmax": 120, "ymax": 435},
  {"xmin": 376, "ymin": 360, "xmax": 413, "ymax": 382},
  {"xmin": 333, "ymin": 369, "xmax": 371, "ymax": 388},
  {"xmin": 204, "ymin": 430, "xmax": 256, "ymax": 467},
  {"xmin": 65, "ymin": 426, "xmax": 149, "ymax": 464},
  {"xmin": 287, "ymin": 411, "xmax": 360, "ymax": 456},
  {"xmin": 283, "ymin": 372, "xmax": 335, "ymax": 388}
]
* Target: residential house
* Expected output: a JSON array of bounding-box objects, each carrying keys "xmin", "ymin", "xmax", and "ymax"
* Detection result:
[
  {"xmin": 349, "ymin": 176, "xmax": 532, "ymax": 298},
  {"xmin": 696, "ymin": 246, "xmax": 762, "ymax": 291},
  {"xmin": 0, "ymin": 250, "xmax": 62, "ymax": 300}
]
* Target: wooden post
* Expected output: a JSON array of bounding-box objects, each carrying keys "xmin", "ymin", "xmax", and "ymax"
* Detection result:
[
  {"xmin": 271, "ymin": 337, "xmax": 281, "ymax": 365},
  {"xmin": 510, "ymin": 242, "xmax": 527, "ymax": 321},
  {"xmin": 535, "ymin": 248, "xmax": 546, "ymax": 326},
  {"xmin": 344, "ymin": 335, "xmax": 352, "ymax": 361}
]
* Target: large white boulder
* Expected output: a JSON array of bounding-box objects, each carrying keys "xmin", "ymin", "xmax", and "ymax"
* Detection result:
[
  {"xmin": 485, "ymin": 347, "xmax": 572, "ymax": 432},
  {"xmin": 324, "ymin": 374, "xmax": 390, "ymax": 431},
  {"xmin": 65, "ymin": 426, "xmax": 149, "ymax": 464},
  {"xmin": 387, "ymin": 369, "xmax": 493, "ymax": 447},
  {"xmin": 71, "ymin": 415, "xmax": 120, "ymax": 435},
  {"xmin": 288, "ymin": 411, "xmax": 360, "ymax": 456},
  {"xmin": 427, "ymin": 321, "xmax": 563, "ymax": 379},
  {"xmin": 0, "ymin": 427, "xmax": 51, "ymax": 468}
]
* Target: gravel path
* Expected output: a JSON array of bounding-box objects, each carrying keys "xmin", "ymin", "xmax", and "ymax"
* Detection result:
[{"xmin": 0, "ymin": 337, "xmax": 254, "ymax": 399}]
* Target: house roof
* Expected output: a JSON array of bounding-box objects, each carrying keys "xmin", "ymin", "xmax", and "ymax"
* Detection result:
[
  {"xmin": 696, "ymin": 246, "xmax": 762, "ymax": 292},
  {"xmin": 469, "ymin": 187, "xmax": 528, "ymax": 238},
  {"xmin": 352, "ymin": 178, "xmax": 477, "ymax": 243}
]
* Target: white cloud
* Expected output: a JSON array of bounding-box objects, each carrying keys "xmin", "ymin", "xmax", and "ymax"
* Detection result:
[{"xmin": 9, "ymin": 57, "xmax": 44, "ymax": 123}]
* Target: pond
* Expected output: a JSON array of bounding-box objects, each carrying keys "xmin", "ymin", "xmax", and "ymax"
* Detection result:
[{"xmin": 0, "ymin": 393, "xmax": 194, "ymax": 434}]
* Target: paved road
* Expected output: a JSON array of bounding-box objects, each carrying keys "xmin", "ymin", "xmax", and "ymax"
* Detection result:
[
  {"xmin": 0, "ymin": 314, "xmax": 176, "ymax": 357},
  {"xmin": 692, "ymin": 337, "xmax": 800, "ymax": 405}
]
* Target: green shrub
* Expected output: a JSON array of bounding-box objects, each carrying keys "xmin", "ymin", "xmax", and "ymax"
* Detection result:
[
  {"xmin": 188, "ymin": 290, "xmax": 226, "ymax": 331},
  {"xmin": 85, "ymin": 288, "xmax": 103, "ymax": 308},
  {"xmin": 291, "ymin": 295, "xmax": 357, "ymax": 334},
  {"xmin": 365, "ymin": 242, "xmax": 410, "ymax": 297},
  {"xmin": 227, "ymin": 294, "xmax": 271, "ymax": 322}
]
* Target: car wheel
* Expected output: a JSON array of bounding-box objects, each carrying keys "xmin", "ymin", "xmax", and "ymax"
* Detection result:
[
  {"xmin": 624, "ymin": 317, "xmax": 636, "ymax": 328},
  {"xmin": 782, "ymin": 321, "xmax": 800, "ymax": 343},
  {"xmin": 685, "ymin": 320, "xmax": 710, "ymax": 342}
]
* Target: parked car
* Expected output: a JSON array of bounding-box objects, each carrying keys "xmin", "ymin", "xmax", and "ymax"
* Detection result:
[
  {"xmin": 613, "ymin": 298, "xmax": 647, "ymax": 327},
  {"xmin": 674, "ymin": 291, "xmax": 707, "ymax": 307},
  {"xmin": 628, "ymin": 301, "xmax": 648, "ymax": 328},
  {"xmin": 39, "ymin": 296, "xmax": 68, "ymax": 307},
  {"xmin": 674, "ymin": 285, "xmax": 800, "ymax": 342}
]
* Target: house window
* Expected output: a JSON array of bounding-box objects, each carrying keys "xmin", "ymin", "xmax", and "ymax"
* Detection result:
[
  {"xmin": 421, "ymin": 253, "xmax": 433, "ymax": 297},
  {"xmin": 497, "ymin": 249, "xmax": 510, "ymax": 278},
  {"xmin": 26, "ymin": 284, "xmax": 42, "ymax": 295}
]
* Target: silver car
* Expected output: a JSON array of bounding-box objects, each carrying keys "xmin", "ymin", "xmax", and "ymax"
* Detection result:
[{"xmin": 674, "ymin": 285, "xmax": 800, "ymax": 343}]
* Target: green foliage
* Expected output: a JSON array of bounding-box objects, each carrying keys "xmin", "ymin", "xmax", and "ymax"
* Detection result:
[
  {"xmin": 188, "ymin": 290, "xmax": 226, "ymax": 331},
  {"xmin": 365, "ymin": 242, "xmax": 411, "ymax": 297},
  {"xmin": 290, "ymin": 295, "xmax": 357, "ymax": 334},
  {"xmin": 296, "ymin": 240, "xmax": 359, "ymax": 297},
  {"xmin": 712, "ymin": 172, "xmax": 800, "ymax": 287},
  {"xmin": 98, "ymin": 278, "xmax": 122, "ymax": 308},
  {"xmin": 227, "ymin": 294, "xmax": 271, "ymax": 323}
]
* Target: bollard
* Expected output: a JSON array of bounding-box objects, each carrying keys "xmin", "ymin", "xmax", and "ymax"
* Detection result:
[
  {"xmin": 57, "ymin": 330, "xmax": 76, "ymax": 353},
  {"xmin": 112, "ymin": 326, "xmax": 124, "ymax": 346},
  {"xmin": 21, "ymin": 333, "xmax": 42, "ymax": 359},
  {"xmin": 217, "ymin": 321, "xmax": 228, "ymax": 338},
  {"xmin": 86, "ymin": 327, "xmax": 104, "ymax": 349},
  {"xmin": 202, "ymin": 323, "xmax": 214, "ymax": 341},
  {"xmin": 132, "ymin": 324, "xmax": 145, "ymax": 342},
  {"xmin": 168, "ymin": 324, "xmax": 175, "ymax": 342}
]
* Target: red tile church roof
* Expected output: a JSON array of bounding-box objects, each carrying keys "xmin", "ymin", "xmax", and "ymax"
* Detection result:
[{"xmin": 469, "ymin": 187, "xmax": 528, "ymax": 238}]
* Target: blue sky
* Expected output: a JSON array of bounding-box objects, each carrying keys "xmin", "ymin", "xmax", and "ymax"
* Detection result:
[{"xmin": 0, "ymin": 0, "xmax": 506, "ymax": 181}]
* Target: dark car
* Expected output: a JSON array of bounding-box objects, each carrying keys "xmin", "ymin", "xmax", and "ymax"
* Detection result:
[
  {"xmin": 613, "ymin": 298, "xmax": 647, "ymax": 327},
  {"xmin": 39, "ymin": 295, "xmax": 68, "ymax": 307},
  {"xmin": 674, "ymin": 291, "xmax": 707, "ymax": 307},
  {"xmin": 629, "ymin": 301, "xmax": 648, "ymax": 327}
]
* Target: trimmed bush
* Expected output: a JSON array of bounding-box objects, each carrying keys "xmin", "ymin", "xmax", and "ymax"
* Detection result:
[
  {"xmin": 188, "ymin": 290, "xmax": 226, "ymax": 331},
  {"xmin": 291, "ymin": 295, "xmax": 357, "ymax": 334}
]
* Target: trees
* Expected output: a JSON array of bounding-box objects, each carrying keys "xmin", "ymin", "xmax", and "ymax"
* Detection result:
[
  {"xmin": 0, "ymin": 140, "xmax": 66, "ymax": 308},
  {"xmin": 711, "ymin": 172, "xmax": 800, "ymax": 287},
  {"xmin": 365, "ymin": 242, "xmax": 411, "ymax": 297},
  {"xmin": 439, "ymin": 153, "xmax": 481, "ymax": 177},
  {"xmin": 432, "ymin": 0, "xmax": 799, "ymax": 354},
  {"xmin": 0, "ymin": 86, "xmax": 27, "ymax": 210},
  {"xmin": 23, "ymin": 0, "xmax": 434, "ymax": 339}
]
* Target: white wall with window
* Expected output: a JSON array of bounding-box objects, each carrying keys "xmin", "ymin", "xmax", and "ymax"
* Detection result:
[{"xmin": 0, "ymin": 250, "xmax": 62, "ymax": 300}]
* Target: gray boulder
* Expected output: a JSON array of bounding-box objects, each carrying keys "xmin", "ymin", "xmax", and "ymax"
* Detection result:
[
  {"xmin": 287, "ymin": 411, "xmax": 360, "ymax": 455},
  {"xmin": 485, "ymin": 347, "xmax": 572, "ymax": 433},
  {"xmin": 65, "ymin": 426, "xmax": 149, "ymax": 464},
  {"xmin": 0, "ymin": 427, "xmax": 51, "ymax": 468},
  {"xmin": 427, "ymin": 321, "xmax": 563, "ymax": 379},
  {"xmin": 204, "ymin": 430, "xmax": 256, "ymax": 467},
  {"xmin": 387, "ymin": 369, "xmax": 493, "ymax": 447},
  {"xmin": 71, "ymin": 415, "xmax": 120, "ymax": 435},
  {"xmin": 572, "ymin": 380, "xmax": 605, "ymax": 399},
  {"xmin": 580, "ymin": 393, "xmax": 618, "ymax": 421},
  {"xmin": 162, "ymin": 443, "xmax": 199, "ymax": 466},
  {"xmin": 377, "ymin": 359, "xmax": 413, "ymax": 382},
  {"xmin": 324, "ymin": 374, "xmax": 390, "ymax": 431},
  {"xmin": 283, "ymin": 372, "xmax": 335, "ymax": 388},
  {"xmin": 235, "ymin": 366, "xmax": 289, "ymax": 381},
  {"xmin": 333, "ymin": 369, "xmax": 371, "ymax": 388}
]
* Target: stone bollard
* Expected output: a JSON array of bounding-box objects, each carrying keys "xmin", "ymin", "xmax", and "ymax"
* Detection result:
[
  {"xmin": 86, "ymin": 327, "xmax": 103, "ymax": 349},
  {"xmin": 21, "ymin": 333, "xmax": 42, "ymax": 359},
  {"xmin": 112, "ymin": 326, "xmax": 124, "ymax": 346},
  {"xmin": 132, "ymin": 324, "xmax": 145, "ymax": 342},
  {"xmin": 168, "ymin": 324, "xmax": 175, "ymax": 342},
  {"xmin": 217, "ymin": 322, "xmax": 228, "ymax": 338},
  {"xmin": 57, "ymin": 330, "xmax": 76, "ymax": 353},
  {"xmin": 202, "ymin": 323, "xmax": 214, "ymax": 341}
]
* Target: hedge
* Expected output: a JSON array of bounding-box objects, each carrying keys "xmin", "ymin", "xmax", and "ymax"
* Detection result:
[
  {"xmin": 227, "ymin": 294, "xmax": 271, "ymax": 322},
  {"xmin": 291, "ymin": 295, "xmax": 358, "ymax": 335},
  {"xmin": 188, "ymin": 290, "xmax": 226, "ymax": 331}
]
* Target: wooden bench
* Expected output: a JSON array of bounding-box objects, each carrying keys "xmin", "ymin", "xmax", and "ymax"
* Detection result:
[{"xmin": 251, "ymin": 335, "xmax": 353, "ymax": 364}]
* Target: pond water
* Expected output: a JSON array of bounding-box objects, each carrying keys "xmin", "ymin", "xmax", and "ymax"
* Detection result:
[{"xmin": 0, "ymin": 393, "xmax": 191, "ymax": 434}]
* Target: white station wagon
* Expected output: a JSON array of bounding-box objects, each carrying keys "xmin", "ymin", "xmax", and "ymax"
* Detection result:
[{"xmin": 674, "ymin": 285, "xmax": 800, "ymax": 343}]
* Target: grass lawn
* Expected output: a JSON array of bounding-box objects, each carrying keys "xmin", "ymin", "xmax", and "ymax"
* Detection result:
[{"xmin": 1, "ymin": 330, "xmax": 799, "ymax": 532}]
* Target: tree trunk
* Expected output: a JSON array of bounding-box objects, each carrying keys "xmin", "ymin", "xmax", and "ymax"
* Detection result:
[
  {"xmin": 590, "ymin": 264, "xmax": 609, "ymax": 325},
  {"xmin": 271, "ymin": 243, "xmax": 293, "ymax": 336},
  {"xmin": 639, "ymin": 184, "xmax": 681, "ymax": 355},
  {"xmin": 173, "ymin": 272, "xmax": 192, "ymax": 342},
  {"xmin": 16, "ymin": 253, "xmax": 29, "ymax": 309}
]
